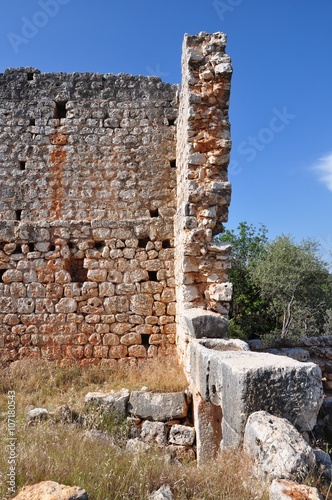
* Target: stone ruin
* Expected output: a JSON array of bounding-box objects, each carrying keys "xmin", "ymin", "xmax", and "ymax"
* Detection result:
[
  {"xmin": 0, "ymin": 32, "xmax": 325, "ymax": 469},
  {"xmin": 0, "ymin": 32, "xmax": 232, "ymax": 366}
]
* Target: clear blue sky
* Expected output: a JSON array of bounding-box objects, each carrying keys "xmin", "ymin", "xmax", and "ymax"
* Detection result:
[{"xmin": 1, "ymin": 0, "xmax": 332, "ymax": 261}]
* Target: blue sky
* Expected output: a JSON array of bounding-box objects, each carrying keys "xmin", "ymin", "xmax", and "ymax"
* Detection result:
[{"xmin": 1, "ymin": 0, "xmax": 332, "ymax": 261}]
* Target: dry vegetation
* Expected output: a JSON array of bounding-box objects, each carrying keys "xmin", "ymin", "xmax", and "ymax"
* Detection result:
[{"xmin": 0, "ymin": 357, "xmax": 269, "ymax": 500}]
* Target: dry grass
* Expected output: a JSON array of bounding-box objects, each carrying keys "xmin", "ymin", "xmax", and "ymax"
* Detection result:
[{"xmin": 0, "ymin": 357, "xmax": 269, "ymax": 500}]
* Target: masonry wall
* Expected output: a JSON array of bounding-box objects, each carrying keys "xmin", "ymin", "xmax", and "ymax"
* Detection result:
[
  {"xmin": 0, "ymin": 69, "xmax": 178, "ymax": 364},
  {"xmin": 0, "ymin": 32, "xmax": 233, "ymax": 366}
]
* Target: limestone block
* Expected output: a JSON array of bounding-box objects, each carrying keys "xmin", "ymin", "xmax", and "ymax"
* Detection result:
[
  {"xmin": 206, "ymin": 282, "xmax": 232, "ymax": 302},
  {"xmin": 104, "ymin": 296, "xmax": 129, "ymax": 314},
  {"xmin": 269, "ymin": 479, "xmax": 323, "ymax": 500},
  {"xmin": 87, "ymin": 269, "xmax": 107, "ymax": 282},
  {"xmin": 189, "ymin": 341, "xmax": 323, "ymax": 448},
  {"xmin": 140, "ymin": 420, "xmax": 167, "ymax": 445},
  {"xmin": 130, "ymin": 294, "xmax": 153, "ymax": 315},
  {"xmin": 2, "ymin": 269, "xmax": 23, "ymax": 283},
  {"xmin": 120, "ymin": 333, "xmax": 142, "ymax": 346},
  {"xmin": 17, "ymin": 298, "xmax": 35, "ymax": 314},
  {"xmin": 55, "ymin": 298, "xmax": 77, "ymax": 313},
  {"xmin": 169, "ymin": 424, "xmax": 196, "ymax": 446},
  {"xmin": 244, "ymin": 411, "xmax": 315, "ymax": 481},
  {"xmin": 84, "ymin": 389, "xmax": 129, "ymax": 419},
  {"xmin": 129, "ymin": 392, "xmax": 188, "ymax": 421},
  {"xmin": 102, "ymin": 333, "xmax": 119, "ymax": 346},
  {"xmin": 13, "ymin": 481, "xmax": 88, "ymax": 500},
  {"xmin": 183, "ymin": 308, "xmax": 229, "ymax": 338},
  {"xmin": 126, "ymin": 438, "xmax": 151, "ymax": 453},
  {"xmin": 128, "ymin": 345, "xmax": 147, "ymax": 357},
  {"xmin": 109, "ymin": 345, "xmax": 128, "ymax": 358}
]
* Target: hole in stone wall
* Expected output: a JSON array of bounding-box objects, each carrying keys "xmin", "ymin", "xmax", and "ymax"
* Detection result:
[
  {"xmin": 141, "ymin": 334, "xmax": 150, "ymax": 347},
  {"xmin": 149, "ymin": 209, "xmax": 159, "ymax": 218},
  {"xmin": 162, "ymin": 239, "xmax": 171, "ymax": 249},
  {"xmin": 94, "ymin": 241, "xmax": 104, "ymax": 251},
  {"xmin": 66, "ymin": 257, "xmax": 88, "ymax": 283},
  {"xmin": 148, "ymin": 271, "xmax": 158, "ymax": 282},
  {"xmin": 29, "ymin": 118, "xmax": 35, "ymax": 126},
  {"xmin": 167, "ymin": 118, "xmax": 176, "ymax": 126},
  {"xmin": 15, "ymin": 210, "xmax": 22, "ymax": 221},
  {"xmin": 28, "ymin": 243, "xmax": 34, "ymax": 252},
  {"xmin": 0, "ymin": 242, "xmax": 4, "ymax": 251},
  {"xmin": 15, "ymin": 244, "xmax": 22, "ymax": 253},
  {"xmin": 19, "ymin": 161, "xmax": 26, "ymax": 171},
  {"xmin": 0, "ymin": 269, "xmax": 5, "ymax": 282},
  {"xmin": 138, "ymin": 238, "xmax": 150, "ymax": 249},
  {"xmin": 54, "ymin": 101, "xmax": 67, "ymax": 119},
  {"xmin": 49, "ymin": 244, "xmax": 56, "ymax": 252},
  {"xmin": 27, "ymin": 73, "xmax": 34, "ymax": 81},
  {"xmin": 170, "ymin": 159, "xmax": 176, "ymax": 169},
  {"xmin": 68, "ymin": 241, "xmax": 75, "ymax": 249}
]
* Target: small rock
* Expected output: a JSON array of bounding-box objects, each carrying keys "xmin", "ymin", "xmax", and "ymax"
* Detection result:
[
  {"xmin": 244, "ymin": 411, "xmax": 315, "ymax": 481},
  {"xmin": 129, "ymin": 391, "xmax": 187, "ymax": 421},
  {"xmin": 149, "ymin": 484, "xmax": 174, "ymax": 500},
  {"xmin": 13, "ymin": 480, "xmax": 88, "ymax": 499},
  {"xmin": 84, "ymin": 389, "xmax": 129, "ymax": 420},
  {"xmin": 169, "ymin": 424, "xmax": 195, "ymax": 446},
  {"xmin": 269, "ymin": 479, "xmax": 323, "ymax": 499},
  {"xmin": 27, "ymin": 408, "xmax": 49, "ymax": 422}
]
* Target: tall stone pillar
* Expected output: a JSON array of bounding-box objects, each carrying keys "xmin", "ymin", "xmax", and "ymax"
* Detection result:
[{"xmin": 175, "ymin": 32, "xmax": 233, "ymax": 365}]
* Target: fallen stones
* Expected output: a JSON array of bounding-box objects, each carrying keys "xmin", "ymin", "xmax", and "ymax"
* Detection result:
[
  {"xmin": 149, "ymin": 484, "xmax": 174, "ymax": 500},
  {"xmin": 243, "ymin": 411, "xmax": 315, "ymax": 481},
  {"xmin": 13, "ymin": 481, "xmax": 88, "ymax": 500},
  {"xmin": 128, "ymin": 391, "xmax": 188, "ymax": 421},
  {"xmin": 269, "ymin": 479, "xmax": 323, "ymax": 500}
]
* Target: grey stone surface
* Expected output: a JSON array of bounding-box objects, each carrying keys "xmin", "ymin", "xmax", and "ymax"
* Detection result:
[
  {"xmin": 189, "ymin": 340, "xmax": 323, "ymax": 447},
  {"xmin": 244, "ymin": 411, "xmax": 316, "ymax": 481},
  {"xmin": 169, "ymin": 424, "xmax": 195, "ymax": 446},
  {"xmin": 183, "ymin": 308, "xmax": 229, "ymax": 338},
  {"xmin": 84, "ymin": 389, "xmax": 129, "ymax": 419},
  {"xmin": 129, "ymin": 391, "xmax": 187, "ymax": 421},
  {"xmin": 149, "ymin": 484, "xmax": 174, "ymax": 500},
  {"xmin": 269, "ymin": 479, "xmax": 323, "ymax": 500},
  {"xmin": 27, "ymin": 407, "xmax": 49, "ymax": 422},
  {"xmin": 266, "ymin": 348, "xmax": 310, "ymax": 362},
  {"xmin": 140, "ymin": 420, "xmax": 167, "ymax": 445}
]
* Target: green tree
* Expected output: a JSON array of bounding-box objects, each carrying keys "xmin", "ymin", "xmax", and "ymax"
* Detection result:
[
  {"xmin": 217, "ymin": 222, "xmax": 273, "ymax": 339},
  {"xmin": 250, "ymin": 235, "xmax": 332, "ymax": 343}
]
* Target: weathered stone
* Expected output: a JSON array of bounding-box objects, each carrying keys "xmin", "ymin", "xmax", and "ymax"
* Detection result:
[
  {"xmin": 13, "ymin": 481, "xmax": 88, "ymax": 500},
  {"xmin": 141, "ymin": 420, "xmax": 167, "ymax": 445},
  {"xmin": 269, "ymin": 479, "xmax": 323, "ymax": 500},
  {"xmin": 183, "ymin": 308, "xmax": 229, "ymax": 338},
  {"xmin": 55, "ymin": 298, "xmax": 77, "ymax": 313},
  {"xmin": 243, "ymin": 411, "xmax": 316, "ymax": 481},
  {"xmin": 84, "ymin": 389, "xmax": 129, "ymax": 419},
  {"xmin": 27, "ymin": 407, "xmax": 49, "ymax": 422},
  {"xmin": 169, "ymin": 424, "xmax": 195, "ymax": 446},
  {"xmin": 129, "ymin": 391, "xmax": 188, "ymax": 421},
  {"xmin": 149, "ymin": 484, "xmax": 174, "ymax": 500}
]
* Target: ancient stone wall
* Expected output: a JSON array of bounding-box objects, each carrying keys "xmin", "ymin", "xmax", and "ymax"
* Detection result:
[{"xmin": 0, "ymin": 33, "xmax": 233, "ymax": 365}]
